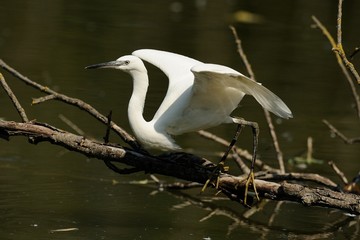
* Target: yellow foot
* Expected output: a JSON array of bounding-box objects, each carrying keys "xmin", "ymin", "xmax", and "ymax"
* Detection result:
[
  {"xmin": 201, "ymin": 161, "xmax": 229, "ymax": 192},
  {"xmin": 243, "ymin": 169, "xmax": 260, "ymax": 206}
]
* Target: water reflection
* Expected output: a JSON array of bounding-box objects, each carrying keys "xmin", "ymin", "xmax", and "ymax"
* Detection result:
[{"xmin": 1, "ymin": 0, "xmax": 360, "ymax": 239}]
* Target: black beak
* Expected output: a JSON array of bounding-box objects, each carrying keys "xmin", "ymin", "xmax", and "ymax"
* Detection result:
[{"xmin": 85, "ymin": 60, "xmax": 122, "ymax": 69}]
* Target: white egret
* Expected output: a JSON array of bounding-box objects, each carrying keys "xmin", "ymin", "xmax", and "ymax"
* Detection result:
[{"xmin": 86, "ymin": 49, "xmax": 292, "ymax": 204}]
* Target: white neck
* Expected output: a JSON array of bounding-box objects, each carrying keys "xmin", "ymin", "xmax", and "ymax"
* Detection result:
[
  {"xmin": 127, "ymin": 70, "xmax": 150, "ymax": 137},
  {"xmin": 126, "ymin": 67, "xmax": 180, "ymax": 150}
]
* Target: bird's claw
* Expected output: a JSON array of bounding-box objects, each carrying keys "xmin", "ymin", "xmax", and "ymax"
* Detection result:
[
  {"xmin": 201, "ymin": 161, "xmax": 229, "ymax": 192},
  {"xmin": 243, "ymin": 169, "xmax": 260, "ymax": 206}
]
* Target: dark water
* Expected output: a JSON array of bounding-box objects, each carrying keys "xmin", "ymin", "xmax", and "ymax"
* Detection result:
[{"xmin": 1, "ymin": 1, "xmax": 360, "ymax": 239}]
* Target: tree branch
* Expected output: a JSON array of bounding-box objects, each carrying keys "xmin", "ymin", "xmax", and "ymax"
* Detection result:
[
  {"xmin": 0, "ymin": 73, "xmax": 29, "ymax": 122},
  {"xmin": 0, "ymin": 120, "xmax": 359, "ymax": 214},
  {"xmin": 328, "ymin": 161, "xmax": 349, "ymax": 185},
  {"xmin": 334, "ymin": 0, "xmax": 360, "ymax": 84},
  {"xmin": 311, "ymin": 16, "xmax": 360, "ymax": 119},
  {"xmin": 323, "ymin": 119, "xmax": 360, "ymax": 144}
]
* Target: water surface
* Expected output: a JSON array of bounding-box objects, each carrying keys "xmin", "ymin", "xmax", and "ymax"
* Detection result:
[{"xmin": 1, "ymin": 1, "xmax": 360, "ymax": 239}]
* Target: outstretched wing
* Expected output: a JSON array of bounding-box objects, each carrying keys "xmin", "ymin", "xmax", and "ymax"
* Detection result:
[
  {"xmin": 167, "ymin": 63, "xmax": 292, "ymax": 134},
  {"xmin": 132, "ymin": 49, "xmax": 202, "ymax": 121},
  {"xmin": 192, "ymin": 63, "xmax": 292, "ymax": 118}
]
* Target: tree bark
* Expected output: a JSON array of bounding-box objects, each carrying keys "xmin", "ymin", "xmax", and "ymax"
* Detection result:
[{"xmin": 1, "ymin": 120, "xmax": 359, "ymax": 215}]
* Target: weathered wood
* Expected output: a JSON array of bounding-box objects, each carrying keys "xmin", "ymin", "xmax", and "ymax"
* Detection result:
[{"xmin": 1, "ymin": 120, "xmax": 359, "ymax": 215}]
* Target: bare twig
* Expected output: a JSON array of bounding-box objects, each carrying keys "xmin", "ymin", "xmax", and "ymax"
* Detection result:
[
  {"xmin": 323, "ymin": 119, "xmax": 360, "ymax": 144},
  {"xmin": 58, "ymin": 114, "xmax": 85, "ymax": 135},
  {"xmin": 312, "ymin": 16, "xmax": 360, "ymax": 119},
  {"xmin": 336, "ymin": 0, "xmax": 343, "ymax": 47},
  {"xmin": 334, "ymin": 0, "xmax": 360, "ymax": 84},
  {"xmin": 229, "ymin": 25, "xmax": 286, "ymax": 173},
  {"xmin": 230, "ymin": 152, "xmax": 250, "ymax": 175},
  {"xmin": 349, "ymin": 47, "xmax": 360, "ymax": 60},
  {"xmin": 0, "ymin": 59, "xmax": 142, "ymax": 150},
  {"xmin": 229, "ymin": 26, "xmax": 255, "ymax": 79},
  {"xmin": 306, "ymin": 136, "xmax": 313, "ymax": 161},
  {"xmin": 0, "ymin": 73, "xmax": 29, "ymax": 122},
  {"xmin": 103, "ymin": 110, "xmax": 112, "ymax": 144},
  {"xmin": 265, "ymin": 113, "xmax": 286, "ymax": 173},
  {"xmin": 328, "ymin": 161, "xmax": 349, "ymax": 185},
  {"xmin": 32, "ymin": 94, "xmax": 56, "ymax": 104}
]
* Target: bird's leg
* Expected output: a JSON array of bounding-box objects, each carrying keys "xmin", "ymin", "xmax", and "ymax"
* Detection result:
[
  {"xmin": 221, "ymin": 123, "xmax": 244, "ymax": 165},
  {"xmin": 201, "ymin": 124, "xmax": 244, "ymax": 192},
  {"xmin": 233, "ymin": 117, "xmax": 260, "ymax": 205}
]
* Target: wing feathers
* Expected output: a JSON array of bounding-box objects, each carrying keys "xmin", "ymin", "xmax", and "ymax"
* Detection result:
[{"xmin": 191, "ymin": 64, "xmax": 293, "ymax": 119}]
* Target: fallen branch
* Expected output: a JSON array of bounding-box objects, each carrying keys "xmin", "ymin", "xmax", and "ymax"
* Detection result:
[{"xmin": 0, "ymin": 120, "xmax": 359, "ymax": 214}]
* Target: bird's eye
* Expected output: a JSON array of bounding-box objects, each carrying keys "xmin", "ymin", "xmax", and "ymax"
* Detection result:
[{"xmin": 125, "ymin": 60, "xmax": 130, "ymax": 65}]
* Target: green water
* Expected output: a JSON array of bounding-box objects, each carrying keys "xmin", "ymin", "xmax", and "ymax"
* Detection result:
[{"xmin": 1, "ymin": 1, "xmax": 360, "ymax": 239}]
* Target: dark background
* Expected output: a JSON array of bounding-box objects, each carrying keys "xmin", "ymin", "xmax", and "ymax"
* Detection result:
[{"xmin": 1, "ymin": 1, "xmax": 359, "ymax": 239}]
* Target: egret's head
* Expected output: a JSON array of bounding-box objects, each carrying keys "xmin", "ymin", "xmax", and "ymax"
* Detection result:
[{"xmin": 85, "ymin": 55, "xmax": 146, "ymax": 74}]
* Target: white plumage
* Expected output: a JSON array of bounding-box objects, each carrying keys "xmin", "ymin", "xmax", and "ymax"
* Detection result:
[{"xmin": 86, "ymin": 49, "xmax": 292, "ymax": 150}]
